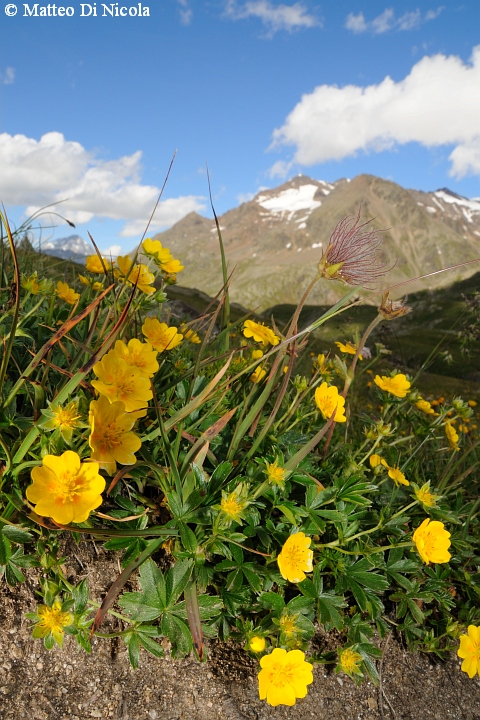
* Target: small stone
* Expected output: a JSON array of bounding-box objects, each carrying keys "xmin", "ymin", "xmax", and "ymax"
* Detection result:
[
  {"xmin": 36, "ymin": 663, "xmax": 44, "ymax": 670},
  {"xmin": 148, "ymin": 712, "xmax": 158, "ymax": 719},
  {"xmin": 336, "ymin": 677, "xmax": 343, "ymax": 686},
  {"xmin": 90, "ymin": 711, "xmax": 102, "ymax": 718},
  {"xmin": 367, "ymin": 697, "xmax": 377, "ymax": 710},
  {"xmin": 207, "ymin": 702, "xmax": 213, "ymax": 708}
]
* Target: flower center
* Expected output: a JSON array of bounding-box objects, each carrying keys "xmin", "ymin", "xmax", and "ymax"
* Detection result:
[
  {"xmin": 417, "ymin": 490, "xmax": 434, "ymax": 505},
  {"xmin": 52, "ymin": 471, "xmax": 86, "ymax": 503},
  {"xmin": 98, "ymin": 423, "xmax": 123, "ymax": 450},
  {"xmin": 269, "ymin": 662, "xmax": 295, "ymax": 688},
  {"xmin": 341, "ymin": 649, "xmax": 361, "ymax": 672},
  {"xmin": 221, "ymin": 497, "xmax": 242, "ymax": 517},
  {"xmin": 283, "ymin": 545, "xmax": 303, "ymax": 566},
  {"xmin": 55, "ymin": 407, "xmax": 79, "ymax": 428}
]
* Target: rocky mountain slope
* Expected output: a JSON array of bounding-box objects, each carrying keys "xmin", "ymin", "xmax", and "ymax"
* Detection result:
[
  {"xmin": 40, "ymin": 234, "xmax": 90, "ymax": 263},
  {"xmin": 151, "ymin": 174, "xmax": 480, "ymax": 310}
]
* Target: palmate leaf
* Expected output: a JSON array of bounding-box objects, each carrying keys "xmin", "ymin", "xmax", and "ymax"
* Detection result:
[
  {"xmin": 161, "ymin": 614, "xmax": 193, "ymax": 658},
  {"xmin": 334, "ymin": 475, "xmax": 377, "ymax": 507},
  {"xmin": 171, "ymin": 594, "xmax": 224, "ymax": 620},
  {"xmin": 118, "ymin": 558, "xmax": 167, "ymax": 621},
  {"xmin": 336, "ymin": 558, "xmax": 388, "ymax": 616},
  {"xmin": 299, "ymin": 570, "xmax": 346, "ymax": 631}
]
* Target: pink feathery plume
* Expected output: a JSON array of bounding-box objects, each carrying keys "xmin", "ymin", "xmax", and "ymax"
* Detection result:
[{"xmin": 318, "ymin": 208, "xmax": 391, "ymax": 287}]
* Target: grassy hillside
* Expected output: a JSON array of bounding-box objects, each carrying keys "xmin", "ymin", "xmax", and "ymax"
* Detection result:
[{"xmin": 167, "ymin": 272, "xmax": 480, "ymax": 395}]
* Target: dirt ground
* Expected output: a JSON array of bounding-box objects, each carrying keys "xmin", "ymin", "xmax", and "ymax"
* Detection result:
[{"xmin": 1, "ymin": 544, "xmax": 480, "ymax": 720}]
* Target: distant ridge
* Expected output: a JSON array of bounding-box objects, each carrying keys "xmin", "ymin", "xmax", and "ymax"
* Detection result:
[{"xmin": 149, "ymin": 173, "xmax": 480, "ymax": 309}]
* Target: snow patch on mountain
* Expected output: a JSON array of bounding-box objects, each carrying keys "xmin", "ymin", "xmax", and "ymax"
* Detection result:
[
  {"xmin": 433, "ymin": 190, "xmax": 480, "ymax": 224},
  {"xmin": 256, "ymin": 184, "xmax": 322, "ymax": 221},
  {"xmin": 41, "ymin": 234, "xmax": 91, "ymax": 262}
]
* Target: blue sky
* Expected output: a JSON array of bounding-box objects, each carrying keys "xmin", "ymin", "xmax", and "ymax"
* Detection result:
[{"xmin": 1, "ymin": 0, "xmax": 480, "ymax": 255}]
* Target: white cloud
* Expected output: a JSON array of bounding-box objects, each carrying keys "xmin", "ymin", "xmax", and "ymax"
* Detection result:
[
  {"xmin": 177, "ymin": 0, "xmax": 192, "ymax": 25},
  {"xmin": 344, "ymin": 12, "xmax": 367, "ymax": 33},
  {"xmin": 1, "ymin": 67, "xmax": 15, "ymax": 85},
  {"xmin": 270, "ymin": 47, "xmax": 480, "ymax": 179},
  {"xmin": 224, "ymin": 0, "xmax": 320, "ymax": 35},
  {"xmin": 0, "ymin": 131, "xmax": 206, "ymax": 236},
  {"xmin": 97, "ymin": 244, "xmax": 122, "ymax": 258},
  {"xmin": 345, "ymin": 7, "xmax": 443, "ymax": 34}
]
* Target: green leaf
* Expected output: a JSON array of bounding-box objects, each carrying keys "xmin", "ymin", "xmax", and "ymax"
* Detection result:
[
  {"xmin": 286, "ymin": 594, "xmax": 315, "ymax": 614},
  {"xmin": 73, "ymin": 579, "xmax": 89, "ymax": 614},
  {"xmin": 126, "ymin": 633, "xmax": 140, "ymax": 668},
  {"xmin": 166, "ymin": 559, "xmax": 194, "ymax": 606},
  {"xmin": 118, "ymin": 559, "xmax": 166, "ymax": 621},
  {"xmin": 306, "ymin": 485, "xmax": 336, "ymax": 510},
  {"xmin": 242, "ymin": 565, "xmax": 262, "ymax": 594},
  {"xmin": 178, "ymin": 522, "xmax": 198, "ymax": 553},
  {"xmin": 161, "ymin": 614, "xmax": 192, "ymax": 658},
  {"xmin": 171, "ymin": 594, "xmax": 224, "ymax": 620},
  {"xmin": 5, "ymin": 561, "xmax": 25, "ymax": 586},
  {"xmin": 137, "ymin": 633, "xmax": 165, "ymax": 658},
  {"xmin": 343, "ymin": 559, "xmax": 389, "ymax": 592},
  {"xmin": 0, "ymin": 534, "xmax": 12, "ymax": 564},
  {"xmin": 1, "ymin": 525, "xmax": 33, "ymax": 544},
  {"xmin": 258, "ymin": 592, "xmax": 285, "ymax": 613},
  {"xmin": 335, "ymin": 475, "xmax": 377, "ymax": 507}
]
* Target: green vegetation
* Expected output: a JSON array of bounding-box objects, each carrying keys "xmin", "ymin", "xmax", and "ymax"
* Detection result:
[{"xmin": 1, "ymin": 208, "xmax": 479, "ymax": 706}]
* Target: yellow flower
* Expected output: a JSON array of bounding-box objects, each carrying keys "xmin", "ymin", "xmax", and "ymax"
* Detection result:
[
  {"xmin": 374, "ymin": 373, "xmax": 411, "ymax": 398},
  {"xmin": 314, "ymin": 382, "xmax": 346, "ymax": 423},
  {"xmin": 26, "ymin": 450, "xmax": 105, "ymax": 524},
  {"xmin": 88, "ymin": 396, "xmax": 142, "ymax": 475},
  {"xmin": 445, "ymin": 422, "xmax": 460, "ymax": 451},
  {"xmin": 113, "ymin": 339, "xmax": 159, "ymax": 378},
  {"xmin": 78, "ymin": 274, "xmax": 104, "ymax": 291},
  {"xmin": 142, "ymin": 238, "xmax": 184, "ymax": 274},
  {"xmin": 250, "ymin": 366, "xmax": 267, "ymax": 383},
  {"xmin": 315, "ymin": 353, "xmax": 328, "ymax": 373},
  {"xmin": 458, "ymin": 625, "xmax": 480, "ymax": 679},
  {"xmin": 277, "ymin": 532, "xmax": 313, "ymax": 584},
  {"xmin": 55, "ymin": 281, "xmax": 80, "ymax": 305},
  {"xmin": 40, "ymin": 401, "xmax": 83, "ymax": 443},
  {"xmin": 251, "ymin": 349, "xmax": 264, "ymax": 360},
  {"xmin": 142, "ymin": 238, "xmax": 172, "ymax": 262},
  {"xmin": 369, "ymin": 454, "xmax": 384, "ymax": 468},
  {"xmin": 339, "ymin": 647, "xmax": 363, "ymax": 676},
  {"xmin": 279, "ymin": 613, "xmax": 299, "ymax": 637},
  {"xmin": 412, "ymin": 518, "xmax": 451, "ymax": 565},
  {"xmin": 22, "ymin": 272, "xmax": 43, "ymax": 294},
  {"xmin": 388, "ymin": 466, "xmax": 409, "ymax": 487},
  {"xmin": 265, "ymin": 460, "xmax": 286, "ymax": 488},
  {"xmin": 142, "ymin": 318, "xmax": 183, "ymax": 353},
  {"xmin": 468, "ymin": 400, "xmax": 478, "ymax": 408},
  {"xmin": 413, "ymin": 482, "xmax": 439, "ymax": 509},
  {"xmin": 415, "ymin": 398, "xmax": 436, "ymax": 415},
  {"xmin": 161, "ymin": 258, "xmax": 184, "ymax": 274},
  {"xmin": 92, "ymin": 352, "xmax": 152, "ymax": 414},
  {"xmin": 220, "ymin": 488, "xmax": 249, "ymax": 523},
  {"xmin": 33, "ymin": 602, "xmax": 73, "ymax": 646},
  {"xmin": 258, "ymin": 648, "xmax": 313, "ymax": 707},
  {"xmin": 85, "ymin": 255, "xmax": 112, "ymax": 273},
  {"xmin": 115, "ymin": 256, "xmax": 156, "ymax": 295},
  {"xmin": 249, "ymin": 636, "xmax": 266, "ymax": 653},
  {"xmin": 335, "ymin": 341, "xmax": 363, "ymax": 360},
  {"xmin": 179, "ymin": 324, "xmax": 201, "ymax": 344},
  {"xmin": 243, "ymin": 320, "xmax": 280, "ymax": 347}
]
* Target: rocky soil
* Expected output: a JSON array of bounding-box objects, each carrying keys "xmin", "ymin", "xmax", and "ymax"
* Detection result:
[{"xmin": 1, "ymin": 543, "xmax": 479, "ymax": 720}]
